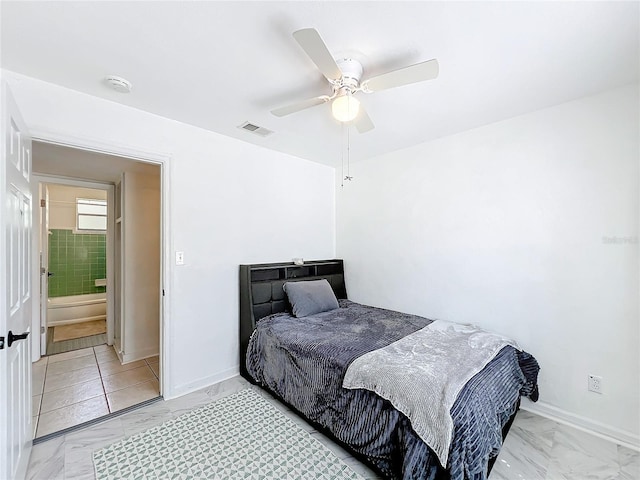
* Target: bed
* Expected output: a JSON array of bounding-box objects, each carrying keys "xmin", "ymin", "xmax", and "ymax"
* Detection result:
[{"xmin": 239, "ymin": 259, "xmax": 539, "ymax": 480}]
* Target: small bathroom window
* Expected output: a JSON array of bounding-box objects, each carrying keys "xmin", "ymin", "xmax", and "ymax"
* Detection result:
[{"xmin": 76, "ymin": 198, "xmax": 107, "ymax": 232}]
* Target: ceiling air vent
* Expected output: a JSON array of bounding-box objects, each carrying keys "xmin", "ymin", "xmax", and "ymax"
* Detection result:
[{"xmin": 238, "ymin": 122, "xmax": 274, "ymax": 137}]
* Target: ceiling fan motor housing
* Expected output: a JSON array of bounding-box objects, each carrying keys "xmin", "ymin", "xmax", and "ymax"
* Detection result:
[{"xmin": 336, "ymin": 58, "xmax": 363, "ymax": 90}]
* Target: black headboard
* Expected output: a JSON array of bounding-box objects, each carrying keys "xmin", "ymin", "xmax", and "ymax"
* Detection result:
[{"xmin": 239, "ymin": 259, "xmax": 347, "ymax": 379}]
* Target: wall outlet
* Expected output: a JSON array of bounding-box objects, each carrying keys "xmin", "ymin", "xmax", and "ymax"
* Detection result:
[{"xmin": 588, "ymin": 374, "xmax": 603, "ymax": 394}]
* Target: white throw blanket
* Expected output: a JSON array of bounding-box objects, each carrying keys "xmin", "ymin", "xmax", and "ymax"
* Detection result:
[{"xmin": 342, "ymin": 320, "xmax": 519, "ymax": 467}]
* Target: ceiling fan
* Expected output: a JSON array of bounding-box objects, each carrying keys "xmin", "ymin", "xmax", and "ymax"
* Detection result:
[{"xmin": 271, "ymin": 28, "xmax": 439, "ymax": 133}]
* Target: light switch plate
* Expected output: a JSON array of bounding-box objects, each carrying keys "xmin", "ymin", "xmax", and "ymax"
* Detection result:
[{"xmin": 175, "ymin": 251, "xmax": 185, "ymax": 265}]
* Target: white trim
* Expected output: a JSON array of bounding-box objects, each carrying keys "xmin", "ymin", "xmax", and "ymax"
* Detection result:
[
  {"xmin": 30, "ymin": 131, "xmax": 172, "ymax": 400},
  {"xmin": 167, "ymin": 367, "xmax": 239, "ymax": 401},
  {"xmin": 30, "ymin": 179, "xmax": 43, "ymax": 362},
  {"xmin": 159, "ymin": 157, "xmax": 172, "ymax": 399},
  {"xmin": 35, "ymin": 173, "xmax": 113, "ymax": 185},
  {"xmin": 32, "ymin": 175, "xmax": 114, "ymax": 190},
  {"xmin": 521, "ymin": 398, "xmax": 640, "ymax": 451},
  {"xmin": 106, "ymin": 187, "xmax": 115, "ymax": 347}
]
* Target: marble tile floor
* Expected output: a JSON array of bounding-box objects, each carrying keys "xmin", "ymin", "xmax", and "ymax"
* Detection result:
[
  {"xmin": 26, "ymin": 374, "xmax": 639, "ymax": 480},
  {"xmin": 33, "ymin": 344, "xmax": 160, "ymax": 439}
]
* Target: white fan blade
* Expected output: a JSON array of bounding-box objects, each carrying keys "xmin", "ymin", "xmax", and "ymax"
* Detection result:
[
  {"xmin": 271, "ymin": 95, "xmax": 331, "ymax": 117},
  {"xmin": 354, "ymin": 106, "xmax": 374, "ymax": 133},
  {"xmin": 293, "ymin": 28, "xmax": 342, "ymax": 82},
  {"xmin": 362, "ymin": 59, "xmax": 439, "ymax": 92}
]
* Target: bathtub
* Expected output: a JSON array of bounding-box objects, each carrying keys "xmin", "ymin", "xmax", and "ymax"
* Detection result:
[{"xmin": 47, "ymin": 292, "xmax": 107, "ymax": 326}]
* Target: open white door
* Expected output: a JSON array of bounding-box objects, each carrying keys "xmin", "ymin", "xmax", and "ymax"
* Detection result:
[{"xmin": 0, "ymin": 82, "xmax": 33, "ymax": 479}]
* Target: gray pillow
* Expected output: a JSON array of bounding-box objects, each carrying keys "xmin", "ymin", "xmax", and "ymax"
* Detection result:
[{"xmin": 283, "ymin": 279, "xmax": 339, "ymax": 317}]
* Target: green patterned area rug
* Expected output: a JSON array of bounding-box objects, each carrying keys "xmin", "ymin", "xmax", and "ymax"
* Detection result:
[{"xmin": 93, "ymin": 389, "xmax": 363, "ymax": 479}]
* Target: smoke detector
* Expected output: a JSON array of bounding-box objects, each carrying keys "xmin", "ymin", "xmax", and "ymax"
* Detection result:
[{"xmin": 104, "ymin": 75, "xmax": 132, "ymax": 93}]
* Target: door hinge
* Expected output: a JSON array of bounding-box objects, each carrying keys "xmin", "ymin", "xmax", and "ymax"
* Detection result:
[
  {"xmin": 0, "ymin": 336, "xmax": 4, "ymax": 350},
  {"xmin": 162, "ymin": 289, "xmax": 165, "ymax": 297},
  {"xmin": 41, "ymin": 326, "xmax": 45, "ymax": 334},
  {"xmin": 40, "ymin": 199, "xmax": 46, "ymax": 208}
]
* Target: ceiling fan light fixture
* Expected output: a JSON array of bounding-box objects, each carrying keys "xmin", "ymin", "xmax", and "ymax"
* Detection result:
[{"xmin": 332, "ymin": 95, "xmax": 360, "ymax": 122}]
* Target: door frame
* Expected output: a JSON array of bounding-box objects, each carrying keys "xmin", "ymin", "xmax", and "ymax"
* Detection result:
[
  {"xmin": 32, "ymin": 175, "xmax": 114, "ymax": 355},
  {"xmin": 28, "ymin": 131, "xmax": 172, "ymax": 397},
  {"xmin": 38, "ymin": 184, "xmax": 49, "ymax": 355}
]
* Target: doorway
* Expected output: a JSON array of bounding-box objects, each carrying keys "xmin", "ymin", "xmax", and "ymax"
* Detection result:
[
  {"xmin": 41, "ymin": 183, "xmax": 109, "ymax": 356},
  {"xmin": 31, "ymin": 141, "xmax": 164, "ymax": 439}
]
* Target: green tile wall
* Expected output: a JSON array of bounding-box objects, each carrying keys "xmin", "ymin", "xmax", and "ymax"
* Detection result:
[{"xmin": 48, "ymin": 229, "xmax": 106, "ymax": 298}]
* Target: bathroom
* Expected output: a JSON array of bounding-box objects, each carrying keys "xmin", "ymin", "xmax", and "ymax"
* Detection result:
[{"xmin": 45, "ymin": 184, "xmax": 108, "ymax": 354}]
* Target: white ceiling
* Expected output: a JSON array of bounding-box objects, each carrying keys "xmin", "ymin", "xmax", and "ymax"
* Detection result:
[
  {"xmin": 2, "ymin": 1, "xmax": 638, "ymax": 167},
  {"xmin": 33, "ymin": 141, "xmax": 160, "ymax": 183}
]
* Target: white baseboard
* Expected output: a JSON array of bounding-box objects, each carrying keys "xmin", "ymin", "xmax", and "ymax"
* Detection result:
[
  {"xmin": 521, "ymin": 398, "xmax": 640, "ymax": 451},
  {"xmin": 165, "ymin": 366, "xmax": 239, "ymax": 401}
]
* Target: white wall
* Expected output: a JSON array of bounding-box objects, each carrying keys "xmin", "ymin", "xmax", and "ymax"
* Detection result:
[
  {"xmin": 3, "ymin": 70, "xmax": 336, "ymax": 399},
  {"xmin": 47, "ymin": 184, "xmax": 106, "ymax": 230},
  {"xmin": 122, "ymin": 171, "xmax": 161, "ymax": 363},
  {"xmin": 337, "ymin": 84, "xmax": 639, "ymax": 445}
]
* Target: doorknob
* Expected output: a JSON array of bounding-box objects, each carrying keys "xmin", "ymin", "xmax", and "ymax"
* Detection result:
[{"xmin": 7, "ymin": 331, "xmax": 30, "ymax": 348}]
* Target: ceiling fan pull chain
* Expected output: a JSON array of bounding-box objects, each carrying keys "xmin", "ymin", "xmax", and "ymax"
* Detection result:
[
  {"xmin": 345, "ymin": 125, "xmax": 353, "ymax": 182},
  {"xmin": 341, "ymin": 122, "xmax": 345, "ymax": 188}
]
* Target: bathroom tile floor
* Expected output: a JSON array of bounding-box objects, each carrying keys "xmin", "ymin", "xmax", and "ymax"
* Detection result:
[
  {"xmin": 26, "ymin": 375, "xmax": 639, "ymax": 480},
  {"xmin": 32, "ymin": 344, "xmax": 160, "ymax": 438}
]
